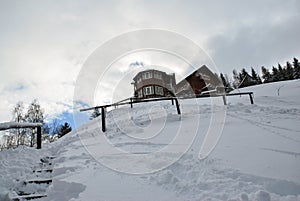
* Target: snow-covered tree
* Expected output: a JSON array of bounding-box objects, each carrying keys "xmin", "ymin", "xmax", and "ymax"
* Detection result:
[
  {"xmin": 251, "ymin": 67, "xmax": 262, "ymax": 84},
  {"xmin": 11, "ymin": 102, "xmax": 26, "ymax": 146},
  {"xmin": 25, "ymin": 99, "xmax": 44, "ymax": 123},
  {"xmin": 25, "ymin": 99, "xmax": 44, "ymax": 147},
  {"xmin": 271, "ymin": 66, "xmax": 279, "ymax": 82},
  {"xmin": 261, "ymin": 66, "xmax": 272, "ymax": 83},
  {"xmin": 232, "ymin": 69, "xmax": 240, "ymax": 88},
  {"xmin": 58, "ymin": 122, "xmax": 72, "ymax": 138},
  {"xmin": 293, "ymin": 57, "xmax": 300, "ymax": 79},
  {"xmin": 12, "ymin": 102, "xmax": 25, "ymax": 123},
  {"xmin": 285, "ymin": 61, "xmax": 294, "ymax": 80},
  {"xmin": 276, "ymin": 63, "xmax": 286, "ymax": 81},
  {"xmin": 219, "ymin": 73, "xmax": 229, "ymax": 88}
]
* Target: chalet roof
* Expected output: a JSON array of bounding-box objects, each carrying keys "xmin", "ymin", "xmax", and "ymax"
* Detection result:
[{"xmin": 176, "ymin": 65, "xmax": 220, "ymax": 87}]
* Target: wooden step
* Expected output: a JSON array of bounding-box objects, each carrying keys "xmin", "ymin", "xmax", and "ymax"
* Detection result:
[
  {"xmin": 39, "ymin": 156, "xmax": 55, "ymax": 163},
  {"xmin": 12, "ymin": 194, "xmax": 47, "ymax": 200},
  {"xmin": 39, "ymin": 162, "xmax": 52, "ymax": 166},
  {"xmin": 45, "ymin": 156, "xmax": 55, "ymax": 159},
  {"xmin": 17, "ymin": 191, "xmax": 31, "ymax": 196},
  {"xmin": 25, "ymin": 179, "xmax": 52, "ymax": 184},
  {"xmin": 12, "ymin": 157, "xmax": 55, "ymax": 200},
  {"xmin": 33, "ymin": 169, "xmax": 53, "ymax": 173}
]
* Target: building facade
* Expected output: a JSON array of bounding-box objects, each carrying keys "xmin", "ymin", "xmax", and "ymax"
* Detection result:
[{"xmin": 133, "ymin": 69, "xmax": 176, "ymax": 99}]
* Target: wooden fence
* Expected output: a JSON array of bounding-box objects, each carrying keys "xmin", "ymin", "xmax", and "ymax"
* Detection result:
[
  {"xmin": 80, "ymin": 97, "xmax": 181, "ymax": 132},
  {"xmin": 80, "ymin": 91, "xmax": 254, "ymax": 132},
  {"xmin": 0, "ymin": 122, "xmax": 43, "ymax": 149}
]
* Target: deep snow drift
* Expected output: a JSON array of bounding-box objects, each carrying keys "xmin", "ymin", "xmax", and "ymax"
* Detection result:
[{"xmin": 1, "ymin": 79, "xmax": 300, "ymax": 201}]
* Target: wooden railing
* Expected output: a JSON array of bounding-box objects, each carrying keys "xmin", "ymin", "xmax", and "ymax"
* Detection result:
[
  {"xmin": 189, "ymin": 91, "xmax": 254, "ymax": 105},
  {"xmin": 80, "ymin": 97, "xmax": 181, "ymax": 132},
  {"xmin": 80, "ymin": 91, "xmax": 254, "ymax": 132},
  {"xmin": 0, "ymin": 122, "xmax": 43, "ymax": 149}
]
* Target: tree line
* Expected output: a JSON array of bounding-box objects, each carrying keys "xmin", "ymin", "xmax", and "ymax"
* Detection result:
[
  {"xmin": 219, "ymin": 57, "xmax": 300, "ymax": 90},
  {"xmin": 0, "ymin": 99, "xmax": 72, "ymax": 150}
]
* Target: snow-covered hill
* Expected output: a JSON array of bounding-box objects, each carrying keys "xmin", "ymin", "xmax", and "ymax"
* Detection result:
[{"xmin": 1, "ymin": 80, "xmax": 300, "ymax": 201}]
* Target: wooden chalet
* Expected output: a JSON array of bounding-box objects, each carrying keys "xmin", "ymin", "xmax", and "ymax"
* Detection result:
[
  {"xmin": 132, "ymin": 65, "xmax": 223, "ymax": 99},
  {"xmin": 132, "ymin": 69, "xmax": 176, "ymax": 99}
]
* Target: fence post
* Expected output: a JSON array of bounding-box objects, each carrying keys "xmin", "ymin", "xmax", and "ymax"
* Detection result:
[
  {"xmin": 222, "ymin": 95, "xmax": 227, "ymax": 105},
  {"xmin": 36, "ymin": 126, "xmax": 41, "ymax": 149},
  {"xmin": 130, "ymin": 98, "xmax": 133, "ymax": 108},
  {"xmin": 249, "ymin": 93, "xmax": 254, "ymax": 104},
  {"xmin": 171, "ymin": 98, "xmax": 174, "ymax": 105},
  {"xmin": 101, "ymin": 107, "xmax": 106, "ymax": 132},
  {"xmin": 174, "ymin": 98, "xmax": 181, "ymax": 115}
]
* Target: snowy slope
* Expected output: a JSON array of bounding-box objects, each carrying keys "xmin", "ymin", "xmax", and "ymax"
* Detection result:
[{"xmin": 1, "ymin": 80, "xmax": 300, "ymax": 201}]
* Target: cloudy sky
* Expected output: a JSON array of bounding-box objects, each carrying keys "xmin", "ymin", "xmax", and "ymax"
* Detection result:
[{"xmin": 0, "ymin": 0, "xmax": 299, "ymax": 126}]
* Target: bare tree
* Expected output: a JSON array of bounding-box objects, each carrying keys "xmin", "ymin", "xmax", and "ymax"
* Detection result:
[
  {"xmin": 25, "ymin": 99, "xmax": 44, "ymax": 147},
  {"xmin": 11, "ymin": 102, "xmax": 25, "ymax": 146}
]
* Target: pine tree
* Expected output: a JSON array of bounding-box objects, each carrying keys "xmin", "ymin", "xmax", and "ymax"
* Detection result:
[
  {"xmin": 251, "ymin": 67, "xmax": 262, "ymax": 84},
  {"xmin": 219, "ymin": 73, "xmax": 231, "ymax": 93},
  {"xmin": 58, "ymin": 122, "xmax": 72, "ymax": 138},
  {"xmin": 238, "ymin": 71, "xmax": 244, "ymax": 84},
  {"xmin": 261, "ymin": 66, "xmax": 272, "ymax": 83},
  {"xmin": 232, "ymin": 69, "xmax": 240, "ymax": 88},
  {"xmin": 239, "ymin": 68, "xmax": 250, "ymax": 88},
  {"xmin": 251, "ymin": 67, "xmax": 258, "ymax": 82},
  {"xmin": 293, "ymin": 57, "xmax": 300, "ymax": 79},
  {"xmin": 285, "ymin": 61, "xmax": 294, "ymax": 80},
  {"xmin": 277, "ymin": 63, "xmax": 286, "ymax": 81},
  {"xmin": 271, "ymin": 66, "xmax": 279, "ymax": 82},
  {"xmin": 257, "ymin": 75, "xmax": 262, "ymax": 84}
]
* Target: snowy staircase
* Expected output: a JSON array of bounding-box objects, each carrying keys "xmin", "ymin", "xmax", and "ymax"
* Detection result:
[{"xmin": 11, "ymin": 156, "xmax": 55, "ymax": 200}]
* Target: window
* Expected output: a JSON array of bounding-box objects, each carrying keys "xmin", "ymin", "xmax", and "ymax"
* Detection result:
[
  {"xmin": 155, "ymin": 86, "xmax": 164, "ymax": 95},
  {"xmin": 138, "ymin": 89, "xmax": 143, "ymax": 98},
  {"xmin": 154, "ymin": 72, "xmax": 162, "ymax": 79},
  {"xmin": 142, "ymin": 72, "xmax": 152, "ymax": 80},
  {"xmin": 144, "ymin": 86, "xmax": 153, "ymax": 95},
  {"xmin": 137, "ymin": 77, "xmax": 142, "ymax": 83}
]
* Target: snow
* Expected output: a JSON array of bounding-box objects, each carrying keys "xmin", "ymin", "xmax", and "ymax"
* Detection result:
[
  {"xmin": 0, "ymin": 122, "xmax": 43, "ymax": 130},
  {"xmin": 1, "ymin": 79, "xmax": 300, "ymax": 201}
]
